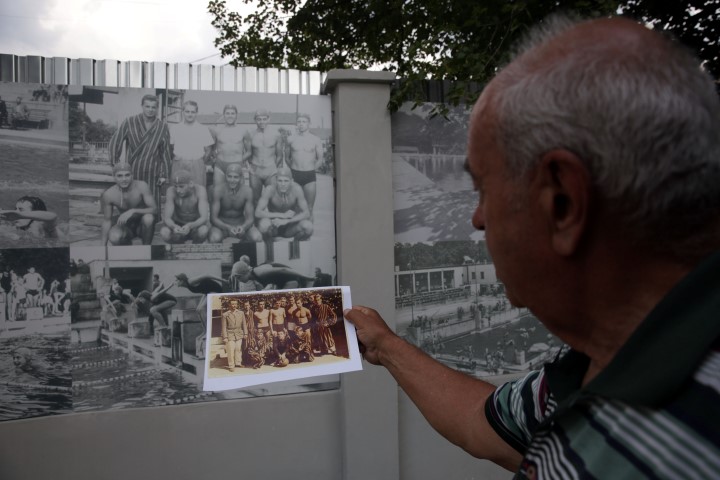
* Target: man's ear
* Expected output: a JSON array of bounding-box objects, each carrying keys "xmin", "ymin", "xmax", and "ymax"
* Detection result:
[{"xmin": 536, "ymin": 149, "xmax": 591, "ymax": 256}]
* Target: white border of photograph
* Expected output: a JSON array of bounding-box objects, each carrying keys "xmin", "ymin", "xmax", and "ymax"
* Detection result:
[{"xmin": 203, "ymin": 286, "xmax": 361, "ymax": 391}]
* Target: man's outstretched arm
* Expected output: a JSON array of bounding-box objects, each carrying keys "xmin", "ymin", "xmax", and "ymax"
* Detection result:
[{"xmin": 345, "ymin": 305, "xmax": 522, "ymax": 471}]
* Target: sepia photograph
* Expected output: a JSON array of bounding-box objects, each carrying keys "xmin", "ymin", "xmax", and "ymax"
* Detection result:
[
  {"xmin": 391, "ymin": 103, "xmax": 478, "ymax": 243},
  {"xmin": 204, "ymin": 286, "xmax": 360, "ymax": 391},
  {"xmin": 68, "ymin": 86, "xmax": 334, "ymax": 247},
  {"xmin": 0, "ymin": 82, "xmax": 70, "ymax": 249}
]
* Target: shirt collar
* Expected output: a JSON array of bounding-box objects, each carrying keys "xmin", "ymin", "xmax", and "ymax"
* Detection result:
[{"xmin": 547, "ymin": 251, "xmax": 720, "ymax": 406}]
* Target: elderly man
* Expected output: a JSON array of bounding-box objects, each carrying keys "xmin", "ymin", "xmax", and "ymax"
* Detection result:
[{"xmin": 346, "ymin": 16, "xmax": 720, "ymax": 478}]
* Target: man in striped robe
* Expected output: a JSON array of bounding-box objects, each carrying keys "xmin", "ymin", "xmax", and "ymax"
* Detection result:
[
  {"xmin": 311, "ymin": 293, "xmax": 337, "ymax": 356},
  {"xmin": 109, "ymin": 94, "xmax": 172, "ymax": 208}
]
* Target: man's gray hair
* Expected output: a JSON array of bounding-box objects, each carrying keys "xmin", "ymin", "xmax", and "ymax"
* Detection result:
[{"xmin": 492, "ymin": 15, "xmax": 720, "ymax": 258}]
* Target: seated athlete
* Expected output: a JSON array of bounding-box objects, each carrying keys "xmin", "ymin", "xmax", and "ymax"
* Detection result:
[
  {"xmin": 255, "ymin": 167, "xmax": 313, "ymax": 241},
  {"xmin": 269, "ymin": 329, "xmax": 293, "ymax": 367},
  {"xmin": 101, "ymin": 162, "xmax": 157, "ymax": 245},
  {"xmin": 160, "ymin": 171, "xmax": 210, "ymax": 244},
  {"xmin": 246, "ymin": 329, "xmax": 269, "ymax": 369},
  {"xmin": 208, "ymin": 163, "xmax": 262, "ymax": 243}
]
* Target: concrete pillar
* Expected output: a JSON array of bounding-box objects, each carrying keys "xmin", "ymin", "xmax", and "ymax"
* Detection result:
[{"xmin": 322, "ymin": 69, "xmax": 398, "ymax": 480}]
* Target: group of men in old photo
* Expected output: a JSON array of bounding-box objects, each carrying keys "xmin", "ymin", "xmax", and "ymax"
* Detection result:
[
  {"xmin": 102, "ymin": 95, "xmax": 324, "ymax": 246},
  {"xmin": 0, "ymin": 268, "xmax": 70, "ymax": 322},
  {"xmin": 221, "ymin": 292, "xmax": 340, "ymax": 372}
]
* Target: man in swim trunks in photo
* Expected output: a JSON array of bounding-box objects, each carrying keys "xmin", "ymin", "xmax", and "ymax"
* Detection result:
[
  {"xmin": 101, "ymin": 162, "xmax": 157, "ymax": 245},
  {"xmin": 169, "ymin": 100, "xmax": 214, "ymax": 187},
  {"xmin": 208, "ymin": 163, "xmax": 262, "ymax": 243},
  {"xmin": 160, "ymin": 171, "xmax": 210, "ymax": 244},
  {"xmin": 243, "ymin": 109, "xmax": 284, "ymax": 203},
  {"xmin": 255, "ymin": 167, "xmax": 313, "ymax": 241},
  {"xmin": 22, "ymin": 267, "xmax": 44, "ymax": 308},
  {"xmin": 286, "ymin": 113, "xmax": 324, "ymax": 217},
  {"xmin": 211, "ymin": 104, "xmax": 247, "ymax": 190}
]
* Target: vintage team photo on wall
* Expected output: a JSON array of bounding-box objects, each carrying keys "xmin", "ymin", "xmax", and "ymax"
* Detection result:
[
  {"xmin": 0, "ymin": 81, "xmax": 339, "ymax": 422},
  {"xmin": 68, "ymin": 87, "xmax": 334, "ymax": 247},
  {"xmin": 204, "ymin": 286, "xmax": 361, "ymax": 391}
]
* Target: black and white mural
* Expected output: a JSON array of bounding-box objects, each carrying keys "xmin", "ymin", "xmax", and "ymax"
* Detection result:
[
  {"xmin": 392, "ymin": 103, "xmax": 560, "ymax": 378},
  {"xmin": 0, "ymin": 81, "xmax": 337, "ymax": 421}
]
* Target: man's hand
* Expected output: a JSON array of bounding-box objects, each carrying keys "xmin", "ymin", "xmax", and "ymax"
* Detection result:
[
  {"xmin": 0, "ymin": 210, "xmax": 21, "ymax": 220},
  {"xmin": 344, "ymin": 306, "xmax": 397, "ymax": 366},
  {"xmin": 116, "ymin": 210, "xmax": 133, "ymax": 226}
]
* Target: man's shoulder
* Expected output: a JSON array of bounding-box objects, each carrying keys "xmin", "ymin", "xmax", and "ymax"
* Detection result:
[
  {"xmin": 102, "ymin": 185, "xmax": 120, "ymax": 200},
  {"xmin": 263, "ymin": 184, "xmax": 278, "ymax": 196},
  {"xmin": 131, "ymin": 179, "xmax": 151, "ymax": 191},
  {"xmin": 125, "ymin": 113, "xmax": 144, "ymax": 124},
  {"xmin": 194, "ymin": 184, "xmax": 208, "ymax": 197},
  {"xmin": 290, "ymin": 182, "xmax": 305, "ymax": 196}
]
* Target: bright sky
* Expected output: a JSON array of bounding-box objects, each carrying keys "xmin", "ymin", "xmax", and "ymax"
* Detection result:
[{"xmin": 0, "ymin": 0, "xmax": 251, "ymax": 65}]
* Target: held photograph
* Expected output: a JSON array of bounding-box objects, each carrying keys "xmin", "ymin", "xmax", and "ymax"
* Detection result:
[{"xmin": 204, "ymin": 286, "xmax": 361, "ymax": 391}]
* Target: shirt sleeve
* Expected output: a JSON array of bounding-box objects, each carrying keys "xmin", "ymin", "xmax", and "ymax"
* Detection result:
[{"xmin": 484, "ymin": 368, "xmax": 552, "ymax": 454}]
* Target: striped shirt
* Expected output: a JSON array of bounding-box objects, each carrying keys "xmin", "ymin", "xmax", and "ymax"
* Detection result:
[{"xmin": 486, "ymin": 252, "xmax": 720, "ymax": 479}]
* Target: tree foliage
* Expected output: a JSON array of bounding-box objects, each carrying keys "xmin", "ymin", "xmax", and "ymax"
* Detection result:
[
  {"xmin": 208, "ymin": 0, "xmax": 719, "ymax": 112},
  {"xmin": 620, "ymin": 0, "xmax": 720, "ymax": 79},
  {"xmin": 69, "ymin": 102, "xmax": 116, "ymax": 143}
]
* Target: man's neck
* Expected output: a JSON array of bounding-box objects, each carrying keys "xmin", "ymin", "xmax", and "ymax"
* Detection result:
[{"xmin": 577, "ymin": 255, "xmax": 692, "ymax": 385}]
